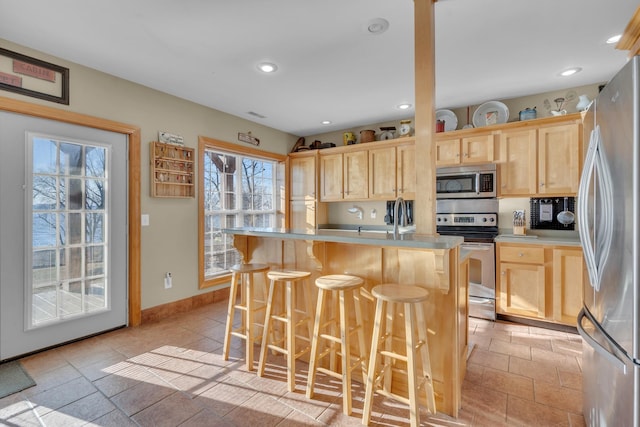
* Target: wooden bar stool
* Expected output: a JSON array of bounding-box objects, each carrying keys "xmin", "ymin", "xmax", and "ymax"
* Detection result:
[
  {"xmin": 362, "ymin": 284, "xmax": 436, "ymax": 427},
  {"xmin": 306, "ymin": 274, "xmax": 367, "ymax": 416},
  {"xmin": 257, "ymin": 270, "xmax": 314, "ymax": 392},
  {"xmin": 222, "ymin": 263, "xmax": 270, "ymax": 371}
]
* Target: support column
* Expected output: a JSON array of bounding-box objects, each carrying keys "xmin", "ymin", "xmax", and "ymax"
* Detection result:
[{"xmin": 413, "ymin": 0, "xmax": 436, "ymax": 235}]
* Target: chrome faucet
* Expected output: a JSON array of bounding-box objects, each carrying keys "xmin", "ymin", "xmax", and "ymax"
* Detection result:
[{"xmin": 393, "ymin": 196, "xmax": 407, "ymax": 236}]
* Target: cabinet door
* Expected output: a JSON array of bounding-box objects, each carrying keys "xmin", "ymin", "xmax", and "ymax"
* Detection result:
[
  {"xmin": 538, "ymin": 123, "xmax": 580, "ymax": 195},
  {"xmin": 344, "ymin": 150, "xmax": 368, "ymax": 200},
  {"xmin": 461, "ymin": 134, "xmax": 494, "ymax": 164},
  {"xmin": 319, "ymin": 153, "xmax": 343, "ymax": 201},
  {"xmin": 369, "ymin": 147, "xmax": 397, "ymax": 200},
  {"xmin": 552, "ymin": 248, "xmax": 584, "ymax": 326},
  {"xmin": 397, "ymin": 144, "xmax": 416, "ymax": 199},
  {"xmin": 290, "ymin": 200, "xmax": 316, "ymax": 231},
  {"xmin": 435, "ymin": 138, "xmax": 461, "ymax": 166},
  {"xmin": 290, "ymin": 155, "xmax": 316, "ymax": 200},
  {"xmin": 498, "ymin": 262, "xmax": 546, "ymax": 319},
  {"xmin": 498, "ymin": 128, "xmax": 537, "ymax": 196}
]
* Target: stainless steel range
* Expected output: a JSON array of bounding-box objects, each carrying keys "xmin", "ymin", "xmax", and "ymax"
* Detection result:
[{"xmin": 436, "ymin": 198, "xmax": 498, "ymax": 320}]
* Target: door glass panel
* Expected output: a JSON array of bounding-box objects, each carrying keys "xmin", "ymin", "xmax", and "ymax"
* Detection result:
[{"xmin": 28, "ymin": 135, "xmax": 110, "ymax": 328}]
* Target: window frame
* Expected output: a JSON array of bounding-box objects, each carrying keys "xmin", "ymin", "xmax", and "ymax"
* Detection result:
[{"xmin": 198, "ymin": 136, "xmax": 285, "ymax": 289}]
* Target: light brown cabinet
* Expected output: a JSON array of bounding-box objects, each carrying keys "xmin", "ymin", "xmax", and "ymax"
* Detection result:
[
  {"xmin": 497, "ymin": 244, "xmax": 546, "ymax": 319},
  {"xmin": 435, "ymin": 133, "xmax": 496, "ymax": 166},
  {"xmin": 496, "ymin": 242, "xmax": 584, "ymax": 326},
  {"xmin": 368, "ymin": 143, "xmax": 416, "ymax": 200},
  {"xmin": 552, "ymin": 247, "xmax": 584, "ymax": 325},
  {"xmin": 150, "ymin": 141, "xmax": 194, "ymax": 198},
  {"xmin": 290, "ymin": 154, "xmax": 316, "ymax": 200},
  {"xmin": 497, "ymin": 121, "xmax": 581, "ymax": 197},
  {"xmin": 289, "ymin": 151, "xmax": 326, "ymax": 230},
  {"xmin": 319, "ymin": 150, "xmax": 368, "ymax": 201}
]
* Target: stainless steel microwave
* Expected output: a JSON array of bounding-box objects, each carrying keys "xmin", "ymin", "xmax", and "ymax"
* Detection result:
[{"xmin": 436, "ymin": 164, "xmax": 497, "ymax": 199}]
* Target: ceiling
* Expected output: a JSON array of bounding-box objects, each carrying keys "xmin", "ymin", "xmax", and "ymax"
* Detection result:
[{"xmin": 0, "ymin": 0, "xmax": 637, "ymax": 137}]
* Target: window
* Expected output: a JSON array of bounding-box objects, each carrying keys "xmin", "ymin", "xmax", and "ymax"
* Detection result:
[
  {"xmin": 28, "ymin": 134, "xmax": 110, "ymax": 328},
  {"xmin": 198, "ymin": 137, "xmax": 285, "ymax": 288}
]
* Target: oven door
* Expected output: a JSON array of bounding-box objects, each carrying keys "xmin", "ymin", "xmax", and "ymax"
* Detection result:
[{"xmin": 461, "ymin": 242, "xmax": 496, "ymax": 320}]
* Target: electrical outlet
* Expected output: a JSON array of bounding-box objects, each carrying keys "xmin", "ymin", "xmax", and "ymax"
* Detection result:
[{"xmin": 164, "ymin": 272, "xmax": 172, "ymax": 289}]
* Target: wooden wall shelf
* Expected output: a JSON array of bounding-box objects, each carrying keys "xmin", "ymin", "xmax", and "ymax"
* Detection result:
[{"xmin": 150, "ymin": 141, "xmax": 194, "ymax": 198}]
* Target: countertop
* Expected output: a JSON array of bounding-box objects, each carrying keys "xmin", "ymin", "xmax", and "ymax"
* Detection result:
[
  {"xmin": 222, "ymin": 227, "xmax": 463, "ymax": 249},
  {"xmin": 495, "ymin": 229, "xmax": 582, "ymax": 246}
]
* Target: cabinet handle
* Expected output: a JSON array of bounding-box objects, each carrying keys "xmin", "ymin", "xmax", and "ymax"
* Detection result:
[
  {"xmin": 540, "ymin": 182, "xmax": 545, "ymax": 187},
  {"xmin": 464, "ymin": 152, "xmax": 469, "ymax": 158},
  {"xmin": 501, "ymin": 271, "xmax": 506, "ymax": 275},
  {"xmin": 518, "ymin": 253, "xmax": 524, "ymax": 257}
]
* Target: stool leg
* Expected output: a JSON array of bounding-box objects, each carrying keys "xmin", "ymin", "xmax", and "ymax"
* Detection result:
[
  {"xmin": 404, "ymin": 302, "xmax": 420, "ymax": 427},
  {"xmin": 353, "ymin": 287, "xmax": 367, "ymax": 383},
  {"xmin": 382, "ymin": 302, "xmax": 394, "ymax": 393},
  {"xmin": 339, "ymin": 289, "xmax": 353, "ymax": 415},
  {"xmin": 303, "ymin": 279, "xmax": 314, "ymax": 348},
  {"xmin": 258, "ymin": 278, "xmax": 277, "ymax": 377},
  {"xmin": 286, "ymin": 281, "xmax": 296, "ymax": 391},
  {"xmin": 223, "ymin": 272, "xmax": 240, "ymax": 361},
  {"xmin": 245, "ymin": 272, "xmax": 254, "ymax": 371},
  {"xmin": 306, "ymin": 288, "xmax": 326, "ymax": 399},
  {"xmin": 415, "ymin": 301, "xmax": 436, "ymax": 414},
  {"xmin": 363, "ymin": 297, "xmax": 385, "ymax": 425}
]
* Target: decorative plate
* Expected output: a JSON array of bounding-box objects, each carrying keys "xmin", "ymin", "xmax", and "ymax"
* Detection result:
[
  {"xmin": 435, "ymin": 109, "xmax": 458, "ymax": 131},
  {"xmin": 472, "ymin": 101, "xmax": 509, "ymax": 127}
]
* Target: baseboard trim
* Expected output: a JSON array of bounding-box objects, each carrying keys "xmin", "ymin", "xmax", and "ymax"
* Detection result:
[{"xmin": 141, "ymin": 287, "xmax": 230, "ymax": 324}]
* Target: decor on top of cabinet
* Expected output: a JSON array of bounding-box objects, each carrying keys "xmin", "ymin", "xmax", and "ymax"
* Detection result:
[
  {"xmin": 378, "ymin": 126, "xmax": 396, "ymax": 140},
  {"xmin": 150, "ymin": 141, "xmax": 194, "ymax": 198},
  {"xmin": 472, "ymin": 101, "xmax": 509, "ymax": 127},
  {"xmin": 398, "ymin": 120, "xmax": 412, "ymax": 137},
  {"xmin": 360, "ymin": 129, "xmax": 376, "ymax": 143},
  {"xmin": 518, "ymin": 107, "xmax": 537, "ymax": 121},
  {"xmin": 435, "ymin": 109, "xmax": 458, "ymax": 132}
]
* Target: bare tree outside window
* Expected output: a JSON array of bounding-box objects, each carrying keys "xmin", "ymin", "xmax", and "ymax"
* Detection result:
[{"xmin": 202, "ymin": 149, "xmax": 276, "ymax": 279}]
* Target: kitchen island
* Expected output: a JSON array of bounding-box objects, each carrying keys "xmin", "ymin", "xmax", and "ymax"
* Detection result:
[{"xmin": 223, "ymin": 227, "xmax": 466, "ymax": 417}]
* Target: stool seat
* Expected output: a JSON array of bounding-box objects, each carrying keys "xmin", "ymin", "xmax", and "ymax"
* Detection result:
[
  {"xmin": 306, "ymin": 274, "xmax": 366, "ymax": 416},
  {"xmin": 314, "ymin": 274, "xmax": 364, "ymax": 291},
  {"xmin": 266, "ymin": 270, "xmax": 311, "ymax": 281},
  {"xmin": 371, "ymin": 284, "xmax": 429, "ymax": 303},
  {"xmin": 230, "ymin": 263, "xmax": 270, "ymax": 273}
]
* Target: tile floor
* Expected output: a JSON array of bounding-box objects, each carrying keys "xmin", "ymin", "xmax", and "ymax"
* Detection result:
[{"xmin": 0, "ymin": 300, "xmax": 586, "ymax": 426}]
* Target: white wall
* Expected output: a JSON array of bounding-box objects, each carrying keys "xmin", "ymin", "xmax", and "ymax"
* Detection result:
[{"xmin": 0, "ymin": 39, "xmax": 299, "ymax": 310}]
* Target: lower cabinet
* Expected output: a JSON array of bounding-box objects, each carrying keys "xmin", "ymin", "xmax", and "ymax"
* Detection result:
[{"xmin": 496, "ymin": 242, "xmax": 583, "ymax": 326}]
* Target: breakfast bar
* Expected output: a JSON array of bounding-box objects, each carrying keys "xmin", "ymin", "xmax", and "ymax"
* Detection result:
[{"xmin": 223, "ymin": 227, "xmax": 466, "ymax": 417}]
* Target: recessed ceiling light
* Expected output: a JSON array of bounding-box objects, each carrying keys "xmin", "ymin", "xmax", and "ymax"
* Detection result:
[
  {"xmin": 321, "ymin": 120, "xmax": 331, "ymax": 125},
  {"xmin": 366, "ymin": 18, "xmax": 389, "ymax": 35},
  {"xmin": 560, "ymin": 67, "xmax": 582, "ymax": 77},
  {"xmin": 606, "ymin": 34, "xmax": 622, "ymax": 44},
  {"xmin": 257, "ymin": 62, "xmax": 278, "ymax": 73},
  {"xmin": 397, "ymin": 103, "xmax": 412, "ymax": 110}
]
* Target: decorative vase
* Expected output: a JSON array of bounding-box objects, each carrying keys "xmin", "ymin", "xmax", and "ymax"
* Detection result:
[{"xmin": 576, "ymin": 95, "xmax": 591, "ymax": 112}]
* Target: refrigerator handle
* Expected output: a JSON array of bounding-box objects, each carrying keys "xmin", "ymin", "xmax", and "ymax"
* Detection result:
[
  {"xmin": 577, "ymin": 308, "xmax": 627, "ymax": 374},
  {"xmin": 578, "ymin": 128, "xmax": 598, "ymax": 289}
]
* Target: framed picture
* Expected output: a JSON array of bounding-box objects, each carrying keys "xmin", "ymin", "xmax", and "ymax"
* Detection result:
[{"xmin": 0, "ymin": 47, "xmax": 69, "ymax": 105}]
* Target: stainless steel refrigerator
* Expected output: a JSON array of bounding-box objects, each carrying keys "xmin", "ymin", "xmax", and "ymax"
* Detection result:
[{"xmin": 578, "ymin": 56, "xmax": 640, "ymax": 427}]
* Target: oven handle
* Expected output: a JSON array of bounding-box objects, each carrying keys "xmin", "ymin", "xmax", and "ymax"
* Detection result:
[{"xmin": 475, "ymin": 172, "xmax": 480, "ymax": 195}]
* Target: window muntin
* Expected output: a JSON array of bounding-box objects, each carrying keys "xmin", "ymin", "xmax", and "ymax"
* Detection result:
[{"xmin": 202, "ymin": 149, "xmax": 277, "ymax": 279}]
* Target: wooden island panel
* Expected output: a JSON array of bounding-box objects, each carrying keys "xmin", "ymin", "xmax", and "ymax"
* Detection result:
[{"xmin": 229, "ymin": 232, "xmax": 465, "ymax": 417}]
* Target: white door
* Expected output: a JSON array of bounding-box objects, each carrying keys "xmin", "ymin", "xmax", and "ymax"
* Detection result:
[{"xmin": 0, "ymin": 111, "xmax": 128, "ymax": 360}]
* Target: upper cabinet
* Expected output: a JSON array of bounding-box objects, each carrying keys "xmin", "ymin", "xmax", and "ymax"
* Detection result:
[
  {"xmin": 497, "ymin": 118, "xmax": 582, "ymax": 197},
  {"xmin": 319, "ymin": 149, "xmax": 368, "ymax": 201},
  {"xmin": 368, "ymin": 142, "xmax": 416, "ymax": 200},
  {"xmin": 435, "ymin": 132, "xmax": 496, "ymax": 166},
  {"xmin": 290, "ymin": 153, "xmax": 317, "ymax": 200}
]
